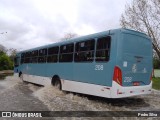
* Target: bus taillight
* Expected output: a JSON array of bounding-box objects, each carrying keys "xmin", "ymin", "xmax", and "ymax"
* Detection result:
[{"xmin": 113, "ymin": 66, "xmax": 122, "ymax": 86}]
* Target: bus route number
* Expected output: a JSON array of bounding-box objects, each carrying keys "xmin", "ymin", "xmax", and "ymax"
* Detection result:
[{"xmin": 95, "ymin": 65, "xmax": 103, "ymax": 71}]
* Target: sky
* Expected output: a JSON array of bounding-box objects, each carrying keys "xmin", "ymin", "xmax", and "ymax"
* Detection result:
[{"xmin": 0, "ymin": 0, "xmax": 132, "ymax": 51}]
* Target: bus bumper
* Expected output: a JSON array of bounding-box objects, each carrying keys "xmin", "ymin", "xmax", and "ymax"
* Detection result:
[{"xmin": 110, "ymin": 81, "xmax": 152, "ymax": 98}]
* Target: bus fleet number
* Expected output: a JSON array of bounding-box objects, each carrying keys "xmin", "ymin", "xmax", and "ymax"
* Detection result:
[
  {"xmin": 95, "ymin": 65, "xmax": 103, "ymax": 71},
  {"xmin": 124, "ymin": 77, "xmax": 132, "ymax": 83}
]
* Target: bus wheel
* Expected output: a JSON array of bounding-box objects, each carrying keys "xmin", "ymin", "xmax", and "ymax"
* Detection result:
[
  {"xmin": 52, "ymin": 76, "xmax": 61, "ymax": 90},
  {"xmin": 19, "ymin": 72, "xmax": 23, "ymax": 81},
  {"xmin": 54, "ymin": 80, "xmax": 61, "ymax": 90}
]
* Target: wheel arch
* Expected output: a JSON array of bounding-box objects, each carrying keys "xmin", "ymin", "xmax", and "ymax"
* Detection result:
[{"xmin": 51, "ymin": 75, "xmax": 62, "ymax": 89}]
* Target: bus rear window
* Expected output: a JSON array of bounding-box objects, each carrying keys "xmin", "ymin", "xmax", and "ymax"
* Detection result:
[
  {"xmin": 96, "ymin": 36, "xmax": 111, "ymax": 62},
  {"xmin": 122, "ymin": 34, "xmax": 152, "ymax": 56}
]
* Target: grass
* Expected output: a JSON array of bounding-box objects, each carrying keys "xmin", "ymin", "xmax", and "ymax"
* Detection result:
[
  {"xmin": 154, "ymin": 69, "xmax": 160, "ymax": 77},
  {"xmin": 152, "ymin": 77, "xmax": 160, "ymax": 90},
  {"xmin": 152, "ymin": 69, "xmax": 160, "ymax": 90}
]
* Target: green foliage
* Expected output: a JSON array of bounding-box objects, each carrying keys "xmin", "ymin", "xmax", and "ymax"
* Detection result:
[
  {"xmin": 152, "ymin": 77, "xmax": 160, "ymax": 90},
  {"xmin": 0, "ymin": 51, "xmax": 13, "ymax": 70},
  {"xmin": 153, "ymin": 58, "xmax": 160, "ymax": 69},
  {"xmin": 0, "ymin": 51, "xmax": 5, "ymax": 56},
  {"xmin": 8, "ymin": 48, "xmax": 17, "ymax": 62}
]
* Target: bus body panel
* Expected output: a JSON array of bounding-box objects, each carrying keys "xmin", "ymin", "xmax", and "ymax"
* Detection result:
[
  {"xmin": 14, "ymin": 28, "xmax": 153, "ymax": 98},
  {"xmin": 73, "ymin": 62, "xmax": 113, "ymax": 86}
]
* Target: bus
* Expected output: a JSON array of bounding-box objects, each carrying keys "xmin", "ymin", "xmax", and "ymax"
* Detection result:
[{"xmin": 14, "ymin": 28, "xmax": 153, "ymax": 98}]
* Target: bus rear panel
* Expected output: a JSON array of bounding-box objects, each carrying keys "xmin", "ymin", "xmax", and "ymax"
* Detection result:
[{"xmin": 111, "ymin": 29, "xmax": 152, "ymax": 98}]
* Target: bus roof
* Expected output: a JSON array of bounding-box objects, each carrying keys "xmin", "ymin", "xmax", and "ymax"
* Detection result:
[{"xmin": 18, "ymin": 28, "xmax": 150, "ymax": 54}]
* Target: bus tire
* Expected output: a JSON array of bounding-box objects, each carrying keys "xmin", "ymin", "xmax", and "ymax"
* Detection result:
[
  {"xmin": 19, "ymin": 72, "xmax": 23, "ymax": 81},
  {"xmin": 52, "ymin": 76, "xmax": 61, "ymax": 90}
]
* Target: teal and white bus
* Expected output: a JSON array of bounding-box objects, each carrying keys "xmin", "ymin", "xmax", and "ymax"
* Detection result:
[{"xmin": 14, "ymin": 28, "xmax": 153, "ymax": 98}]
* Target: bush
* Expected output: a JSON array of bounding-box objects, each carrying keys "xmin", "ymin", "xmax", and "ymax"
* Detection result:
[
  {"xmin": 152, "ymin": 77, "xmax": 160, "ymax": 90},
  {"xmin": 0, "ymin": 51, "xmax": 13, "ymax": 70},
  {"xmin": 153, "ymin": 58, "xmax": 160, "ymax": 69}
]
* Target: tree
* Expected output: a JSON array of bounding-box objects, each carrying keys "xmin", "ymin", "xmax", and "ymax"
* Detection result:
[
  {"xmin": 61, "ymin": 33, "xmax": 78, "ymax": 41},
  {"xmin": 0, "ymin": 45, "xmax": 14, "ymax": 70},
  {"xmin": 120, "ymin": 0, "xmax": 160, "ymax": 59},
  {"xmin": 0, "ymin": 44, "xmax": 7, "ymax": 53},
  {"xmin": 0, "ymin": 52, "xmax": 13, "ymax": 70},
  {"xmin": 153, "ymin": 58, "xmax": 160, "ymax": 69},
  {"xmin": 8, "ymin": 48, "xmax": 17, "ymax": 62}
]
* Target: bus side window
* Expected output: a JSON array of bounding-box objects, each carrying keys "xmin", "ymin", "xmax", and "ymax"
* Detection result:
[
  {"xmin": 59, "ymin": 43, "xmax": 74, "ymax": 62},
  {"xmin": 38, "ymin": 48, "xmax": 47, "ymax": 63},
  {"xmin": 24, "ymin": 52, "xmax": 31, "ymax": 63},
  {"xmin": 47, "ymin": 46, "xmax": 59, "ymax": 63},
  {"xmin": 96, "ymin": 36, "xmax": 111, "ymax": 62},
  {"xmin": 21, "ymin": 53, "xmax": 25, "ymax": 64},
  {"xmin": 14, "ymin": 57, "xmax": 20, "ymax": 67},
  {"xmin": 39, "ymin": 48, "xmax": 47, "ymax": 56},
  {"xmin": 31, "ymin": 50, "xmax": 38, "ymax": 63},
  {"xmin": 75, "ymin": 39, "xmax": 95, "ymax": 62},
  {"xmin": 38, "ymin": 56, "xmax": 46, "ymax": 63}
]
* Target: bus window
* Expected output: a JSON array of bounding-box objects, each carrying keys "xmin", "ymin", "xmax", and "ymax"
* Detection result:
[
  {"xmin": 24, "ymin": 57, "xmax": 31, "ymax": 63},
  {"xmin": 21, "ymin": 59, "xmax": 24, "ymax": 64},
  {"xmin": 47, "ymin": 46, "xmax": 59, "ymax": 63},
  {"xmin": 31, "ymin": 50, "xmax": 38, "ymax": 57},
  {"xmin": 21, "ymin": 53, "xmax": 25, "ymax": 58},
  {"xmin": 21, "ymin": 53, "xmax": 25, "ymax": 64},
  {"xmin": 25, "ymin": 58, "xmax": 31, "ymax": 63},
  {"xmin": 38, "ymin": 56, "xmax": 46, "ymax": 63},
  {"xmin": 75, "ymin": 39, "xmax": 95, "ymax": 62},
  {"xmin": 25, "ymin": 52, "xmax": 31, "ymax": 58},
  {"xmin": 59, "ymin": 43, "xmax": 74, "ymax": 62},
  {"xmin": 48, "ymin": 46, "xmax": 59, "ymax": 55},
  {"xmin": 23, "ymin": 52, "xmax": 32, "ymax": 63},
  {"xmin": 38, "ymin": 48, "xmax": 47, "ymax": 63},
  {"xmin": 31, "ymin": 57, "xmax": 38, "ymax": 63},
  {"xmin": 47, "ymin": 55, "xmax": 58, "ymax": 63},
  {"xmin": 96, "ymin": 36, "xmax": 111, "ymax": 62},
  {"xmin": 14, "ymin": 57, "xmax": 20, "ymax": 67},
  {"xmin": 39, "ymin": 48, "xmax": 47, "ymax": 56},
  {"xmin": 30, "ymin": 50, "xmax": 38, "ymax": 63}
]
